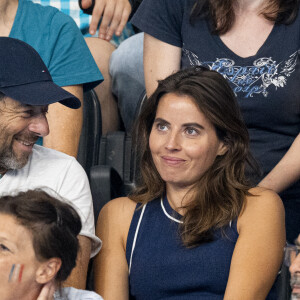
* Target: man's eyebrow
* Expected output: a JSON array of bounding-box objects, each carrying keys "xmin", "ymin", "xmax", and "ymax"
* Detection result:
[{"xmin": 16, "ymin": 103, "xmax": 32, "ymax": 109}]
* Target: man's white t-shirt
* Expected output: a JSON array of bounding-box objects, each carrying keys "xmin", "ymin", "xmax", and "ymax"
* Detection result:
[{"xmin": 0, "ymin": 145, "xmax": 101, "ymax": 256}]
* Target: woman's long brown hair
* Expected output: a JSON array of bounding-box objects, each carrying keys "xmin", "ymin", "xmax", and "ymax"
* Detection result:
[
  {"xmin": 190, "ymin": 0, "xmax": 299, "ymax": 34},
  {"xmin": 130, "ymin": 67, "xmax": 259, "ymax": 247}
]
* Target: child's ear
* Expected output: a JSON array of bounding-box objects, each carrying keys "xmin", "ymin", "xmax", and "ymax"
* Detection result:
[{"xmin": 36, "ymin": 258, "xmax": 62, "ymax": 284}]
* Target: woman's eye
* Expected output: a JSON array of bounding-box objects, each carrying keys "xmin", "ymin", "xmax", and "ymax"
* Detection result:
[
  {"xmin": 157, "ymin": 123, "xmax": 168, "ymax": 131},
  {"xmin": 185, "ymin": 127, "xmax": 199, "ymax": 136}
]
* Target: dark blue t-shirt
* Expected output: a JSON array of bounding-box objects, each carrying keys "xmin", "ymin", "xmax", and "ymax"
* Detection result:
[{"xmin": 132, "ymin": 0, "xmax": 300, "ymax": 204}]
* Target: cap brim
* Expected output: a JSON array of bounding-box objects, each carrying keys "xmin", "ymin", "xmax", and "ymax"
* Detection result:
[{"xmin": 0, "ymin": 81, "xmax": 81, "ymax": 109}]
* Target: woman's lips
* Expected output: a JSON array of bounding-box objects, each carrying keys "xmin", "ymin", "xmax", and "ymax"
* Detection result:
[{"xmin": 161, "ymin": 156, "xmax": 186, "ymax": 166}]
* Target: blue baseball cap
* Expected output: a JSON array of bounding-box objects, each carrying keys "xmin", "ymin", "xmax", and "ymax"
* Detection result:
[{"xmin": 0, "ymin": 37, "xmax": 81, "ymax": 109}]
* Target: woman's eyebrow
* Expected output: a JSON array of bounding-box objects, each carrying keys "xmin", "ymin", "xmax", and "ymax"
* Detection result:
[
  {"xmin": 182, "ymin": 122, "xmax": 205, "ymax": 129},
  {"xmin": 153, "ymin": 117, "xmax": 170, "ymax": 125}
]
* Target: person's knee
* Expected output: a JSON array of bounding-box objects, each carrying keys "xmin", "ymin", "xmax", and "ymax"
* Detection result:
[
  {"xmin": 85, "ymin": 37, "xmax": 115, "ymax": 72},
  {"xmin": 109, "ymin": 32, "xmax": 144, "ymax": 77}
]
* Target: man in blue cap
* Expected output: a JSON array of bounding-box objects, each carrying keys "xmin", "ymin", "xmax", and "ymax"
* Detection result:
[{"xmin": 0, "ymin": 37, "xmax": 101, "ymax": 290}]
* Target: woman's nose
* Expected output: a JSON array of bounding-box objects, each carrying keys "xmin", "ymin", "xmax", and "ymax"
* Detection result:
[{"xmin": 165, "ymin": 132, "xmax": 181, "ymax": 151}]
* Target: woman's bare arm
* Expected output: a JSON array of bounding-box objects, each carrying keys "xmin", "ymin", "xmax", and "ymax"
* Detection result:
[
  {"xmin": 224, "ymin": 188, "xmax": 286, "ymax": 300},
  {"xmin": 258, "ymin": 134, "xmax": 300, "ymax": 193},
  {"xmin": 93, "ymin": 197, "xmax": 136, "ymax": 299}
]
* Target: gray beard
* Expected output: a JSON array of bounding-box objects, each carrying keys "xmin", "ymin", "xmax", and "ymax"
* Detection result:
[{"xmin": 0, "ymin": 145, "xmax": 29, "ymax": 171}]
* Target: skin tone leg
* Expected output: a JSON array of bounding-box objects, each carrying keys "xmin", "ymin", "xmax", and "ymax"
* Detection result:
[
  {"xmin": 0, "ymin": 0, "xmax": 18, "ymax": 37},
  {"xmin": 43, "ymin": 85, "xmax": 83, "ymax": 157},
  {"xmin": 85, "ymin": 37, "xmax": 120, "ymax": 134}
]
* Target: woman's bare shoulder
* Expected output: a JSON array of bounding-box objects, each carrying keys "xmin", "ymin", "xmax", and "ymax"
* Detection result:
[
  {"xmin": 97, "ymin": 197, "xmax": 137, "ymax": 224},
  {"xmin": 96, "ymin": 197, "xmax": 138, "ymax": 246},
  {"xmin": 238, "ymin": 187, "xmax": 285, "ymax": 230},
  {"xmin": 246, "ymin": 186, "xmax": 283, "ymax": 209},
  {"xmin": 101, "ymin": 197, "xmax": 137, "ymax": 213}
]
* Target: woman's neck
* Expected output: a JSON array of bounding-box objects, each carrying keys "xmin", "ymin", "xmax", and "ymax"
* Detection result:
[
  {"xmin": 166, "ymin": 184, "xmax": 194, "ymax": 215},
  {"xmin": 235, "ymin": 0, "xmax": 265, "ymax": 13},
  {"xmin": 220, "ymin": 0, "xmax": 275, "ymax": 58},
  {"xmin": 0, "ymin": 0, "xmax": 18, "ymax": 36}
]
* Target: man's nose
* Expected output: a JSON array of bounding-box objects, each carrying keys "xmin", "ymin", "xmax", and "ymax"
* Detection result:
[{"xmin": 28, "ymin": 114, "xmax": 50, "ymax": 137}]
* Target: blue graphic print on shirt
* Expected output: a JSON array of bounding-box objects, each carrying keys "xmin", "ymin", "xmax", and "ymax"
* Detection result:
[{"xmin": 183, "ymin": 48, "xmax": 299, "ymax": 98}]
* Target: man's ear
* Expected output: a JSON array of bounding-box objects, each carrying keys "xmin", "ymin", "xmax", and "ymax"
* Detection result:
[
  {"xmin": 36, "ymin": 258, "xmax": 62, "ymax": 284},
  {"xmin": 217, "ymin": 141, "xmax": 228, "ymax": 156}
]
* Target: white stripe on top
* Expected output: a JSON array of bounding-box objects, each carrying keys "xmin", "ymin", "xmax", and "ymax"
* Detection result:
[
  {"xmin": 160, "ymin": 197, "xmax": 183, "ymax": 224},
  {"xmin": 129, "ymin": 204, "xmax": 147, "ymax": 275}
]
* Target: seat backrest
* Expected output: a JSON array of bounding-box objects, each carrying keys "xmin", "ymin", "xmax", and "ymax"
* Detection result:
[
  {"xmin": 89, "ymin": 92, "xmax": 147, "ymax": 221},
  {"xmin": 77, "ymin": 89, "xmax": 102, "ymax": 176},
  {"xmin": 98, "ymin": 131, "xmax": 136, "ymax": 192}
]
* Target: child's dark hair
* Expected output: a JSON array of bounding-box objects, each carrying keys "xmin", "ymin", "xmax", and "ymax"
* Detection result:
[{"xmin": 0, "ymin": 189, "xmax": 82, "ymax": 282}]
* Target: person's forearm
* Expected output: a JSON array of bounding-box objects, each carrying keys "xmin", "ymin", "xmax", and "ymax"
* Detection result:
[
  {"xmin": 258, "ymin": 134, "xmax": 300, "ymax": 193},
  {"xmin": 43, "ymin": 85, "xmax": 83, "ymax": 157},
  {"xmin": 144, "ymin": 34, "xmax": 181, "ymax": 97}
]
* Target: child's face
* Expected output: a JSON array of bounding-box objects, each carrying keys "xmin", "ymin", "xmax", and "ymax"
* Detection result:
[{"xmin": 0, "ymin": 213, "xmax": 42, "ymax": 300}]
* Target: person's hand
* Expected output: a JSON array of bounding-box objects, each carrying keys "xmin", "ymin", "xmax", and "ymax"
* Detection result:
[
  {"xmin": 81, "ymin": 0, "xmax": 132, "ymax": 40},
  {"xmin": 37, "ymin": 281, "xmax": 55, "ymax": 300}
]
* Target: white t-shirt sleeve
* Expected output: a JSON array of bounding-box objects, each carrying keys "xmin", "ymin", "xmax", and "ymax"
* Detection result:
[{"xmin": 56, "ymin": 157, "xmax": 101, "ymax": 257}]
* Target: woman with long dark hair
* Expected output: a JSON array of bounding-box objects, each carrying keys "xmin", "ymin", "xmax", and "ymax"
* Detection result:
[
  {"xmin": 129, "ymin": 0, "xmax": 300, "ymax": 244},
  {"xmin": 94, "ymin": 67, "xmax": 285, "ymax": 299}
]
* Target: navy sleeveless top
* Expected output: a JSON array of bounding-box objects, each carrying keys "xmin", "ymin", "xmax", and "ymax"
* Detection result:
[{"xmin": 126, "ymin": 197, "xmax": 277, "ymax": 299}]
